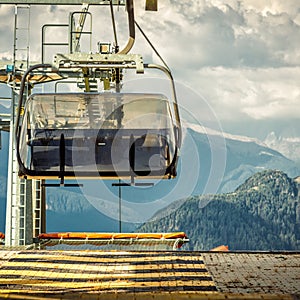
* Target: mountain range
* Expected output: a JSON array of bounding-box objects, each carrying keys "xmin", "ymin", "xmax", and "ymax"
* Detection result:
[
  {"xmin": 138, "ymin": 170, "xmax": 300, "ymax": 251},
  {"xmin": 264, "ymin": 131, "xmax": 300, "ymax": 163},
  {"xmin": 185, "ymin": 124, "xmax": 300, "ymax": 194},
  {"xmin": 0, "ymin": 119, "xmax": 300, "ymax": 234}
]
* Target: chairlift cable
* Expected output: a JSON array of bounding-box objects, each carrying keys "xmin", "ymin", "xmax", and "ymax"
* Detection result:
[{"xmin": 135, "ymin": 20, "xmax": 170, "ymax": 72}]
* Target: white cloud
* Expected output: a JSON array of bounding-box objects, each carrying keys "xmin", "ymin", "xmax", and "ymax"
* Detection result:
[
  {"xmin": 130, "ymin": 1, "xmax": 300, "ymax": 124},
  {"xmin": 212, "ymin": 0, "xmax": 300, "ymax": 17},
  {"xmin": 0, "ymin": 1, "xmax": 299, "ymax": 138},
  {"xmin": 133, "ymin": 0, "xmax": 300, "ymax": 68},
  {"xmin": 1, "ymin": 1, "xmax": 299, "ymax": 68},
  {"xmin": 183, "ymin": 66, "xmax": 300, "ymax": 121},
  {"xmin": 265, "ymin": 131, "xmax": 300, "ymax": 162},
  {"xmin": 0, "ymin": 5, "xmax": 14, "ymax": 59}
]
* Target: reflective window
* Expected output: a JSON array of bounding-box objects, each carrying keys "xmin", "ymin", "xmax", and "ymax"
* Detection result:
[
  {"xmin": 18, "ymin": 93, "xmax": 178, "ymax": 179},
  {"xmin": 28, "ymin": 93, "xmax": 173, "ymax": 130}
]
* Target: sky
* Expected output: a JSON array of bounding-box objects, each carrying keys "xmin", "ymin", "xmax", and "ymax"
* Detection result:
[
  {"xmin": 0, "ymin": 0, "xmax": 300, "ymax": 227},
  {"xmin": 0, "ymin": 0, "xmax": 299, "ymax": 146}
]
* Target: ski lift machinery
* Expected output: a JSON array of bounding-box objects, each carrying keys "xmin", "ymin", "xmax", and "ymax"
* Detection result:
[{"xmin": 15, "ymin": 0, "xmax": 182, "ymax": 186}]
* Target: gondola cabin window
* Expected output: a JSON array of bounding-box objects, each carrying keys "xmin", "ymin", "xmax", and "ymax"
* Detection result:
[{"xmin": 18, "ymin": 93, "xmax": 178, "ymax": 180}]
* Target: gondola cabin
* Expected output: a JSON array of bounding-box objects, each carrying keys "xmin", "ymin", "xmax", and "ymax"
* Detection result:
[{"xmin": 17, "ymin": 92, "xmax": 179, "ymax": 180}]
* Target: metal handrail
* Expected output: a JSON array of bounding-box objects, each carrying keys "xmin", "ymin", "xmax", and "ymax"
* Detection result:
[{"xmin": 42, "ymin": 24, "xmax": 69, "ymax": 63}]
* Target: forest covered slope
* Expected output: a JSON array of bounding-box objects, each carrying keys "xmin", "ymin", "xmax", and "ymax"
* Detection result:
[{"xmin": 138, "ymin": 170, "xmax": 300, "ymax": 251}]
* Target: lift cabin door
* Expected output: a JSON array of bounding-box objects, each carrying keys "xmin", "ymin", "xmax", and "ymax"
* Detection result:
[{"xmin": 17, "ymin": 93, "xmax": 179, "ymax": 180}]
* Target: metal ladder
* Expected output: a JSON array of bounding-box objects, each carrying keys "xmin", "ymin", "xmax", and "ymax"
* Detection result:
[
  {"xmin": 33, "ymin": 180, "xmax": 46, "ymax": 239},
  {"xmin": 5, "ymin": 5, "xmax": 44, "ymax": 246}
]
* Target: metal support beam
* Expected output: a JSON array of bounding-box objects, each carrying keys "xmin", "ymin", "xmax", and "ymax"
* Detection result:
[
  {"xmin": 0, "ymin": 0, "xmax": 125, "ymax": 5},
  {"xmin": 54, "ymin": 52, "xmax": 144, "ymax": 73},
  {"xmin": 5, "ymin": 5, "xmax": 35, "ymax": 246},
  {"xmin": 0, "ymin": 119, "xmax": 10, "ymax": 132}
]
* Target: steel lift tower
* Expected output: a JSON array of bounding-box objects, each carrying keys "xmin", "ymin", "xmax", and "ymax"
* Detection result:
[
  {"xmin": 1, "ymin": 0, "xmax": 180, "ymax": 248},
  {"xmin": 1, "ymin": 0, "xmax": 127, "ymax": 247}
]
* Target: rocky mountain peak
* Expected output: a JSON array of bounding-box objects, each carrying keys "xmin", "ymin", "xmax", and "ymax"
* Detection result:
[{"xmin": 235, "ymin": 169, "xmax": 298, "ymax": 198}]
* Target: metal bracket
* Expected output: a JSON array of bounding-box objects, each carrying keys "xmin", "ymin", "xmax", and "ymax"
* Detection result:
[
  {"xmin": 112, "ymin": 182, "xmax": 154, "ymax": 187},
  {"xmin": 41, "ymin": 133, "xmax": 83, "ymax": 188},
  {"xmin": 54, "ymin": 53, "xmax": 144, "ymax": 74}
]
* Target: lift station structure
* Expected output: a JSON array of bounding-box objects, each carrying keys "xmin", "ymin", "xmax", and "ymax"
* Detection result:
[
  {"xmin": 0, "ymin": 0, "xmax": 182, "ymax": 247},
  {"xmin": 1, "ymin": 3, "xmax": 300, "ymax": 299}
]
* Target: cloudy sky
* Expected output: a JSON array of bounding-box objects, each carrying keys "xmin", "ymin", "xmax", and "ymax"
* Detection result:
[
  {"xmin": 0, "ymin": 0, "xmax": 300, "ymax": 226},
  {"xmin": 0, "ymin": 0, "xmax": 299, "ymax": 147}
]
